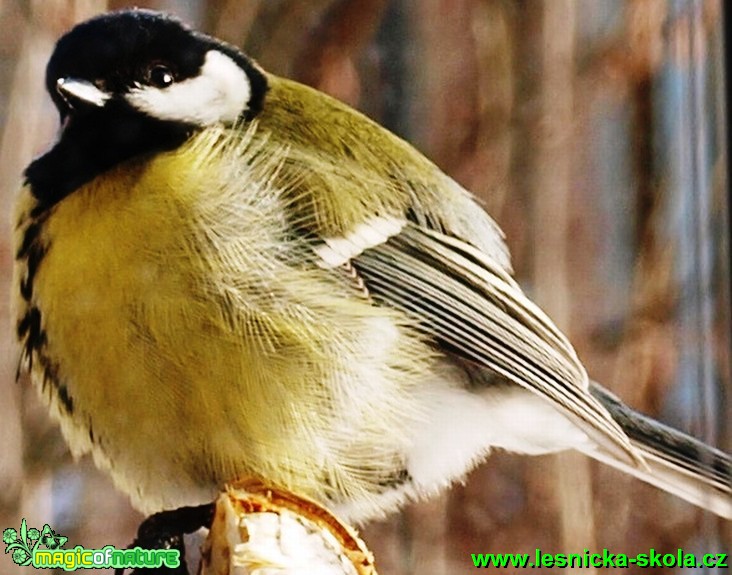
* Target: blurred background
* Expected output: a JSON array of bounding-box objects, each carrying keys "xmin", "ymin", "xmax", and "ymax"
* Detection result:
[{"xmin": 0, "ymin": 0, "xmax": 730, "ymax": 573}]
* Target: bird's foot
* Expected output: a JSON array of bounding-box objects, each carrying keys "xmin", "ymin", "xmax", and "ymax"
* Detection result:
[{"xmin": 115, "ymin": 503, "xmax": 215, "ymax": 575}]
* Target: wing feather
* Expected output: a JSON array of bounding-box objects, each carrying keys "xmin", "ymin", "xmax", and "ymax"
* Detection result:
[{"xmin": 349, "ymin": 223, "xmax": 643, "ymax": 466}]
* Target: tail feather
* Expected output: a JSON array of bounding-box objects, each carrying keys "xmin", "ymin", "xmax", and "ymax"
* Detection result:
[{"xmin": 585, "ymin": 382, "xmax": 732, "ymax": 519}]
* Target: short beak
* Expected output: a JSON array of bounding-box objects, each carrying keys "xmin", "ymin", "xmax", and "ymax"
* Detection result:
[{"xmin": 56, "ymin": 78, "xmax": 111, "ymax": 108}]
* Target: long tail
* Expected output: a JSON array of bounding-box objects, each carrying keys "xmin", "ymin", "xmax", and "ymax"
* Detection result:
[{"xmin": 582, "ymin": 382, "xmax": 732, "ymax": 519}]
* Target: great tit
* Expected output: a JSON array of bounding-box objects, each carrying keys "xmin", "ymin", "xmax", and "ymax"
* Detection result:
[{"xmin": 14, "ymin": 9, "xmax": 731, "ymax": 526}]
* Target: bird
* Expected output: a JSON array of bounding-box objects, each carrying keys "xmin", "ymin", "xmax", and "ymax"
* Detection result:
[{"xmin": 14, "ymin": 7, "xmax": 731, "ymax": 537}]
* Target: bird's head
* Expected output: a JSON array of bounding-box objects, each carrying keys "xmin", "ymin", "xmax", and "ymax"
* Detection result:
[
  {"xmin": 47, "ymin": 9, "xmax": 267, "ymax": 128},
  {"xmin": 27, "ymin": 9, "xmax": 268, "ymax": 205}
]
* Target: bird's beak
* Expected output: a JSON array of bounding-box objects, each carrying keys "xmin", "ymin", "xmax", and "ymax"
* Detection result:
[{"xmin": 56, "ymin": 78, "xmax": 111, "ymax": 109}]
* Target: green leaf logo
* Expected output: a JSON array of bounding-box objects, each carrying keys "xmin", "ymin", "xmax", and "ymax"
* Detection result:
[{"xmin": 3, "ymin": 518, "xmax": 67, "ymax": 566}]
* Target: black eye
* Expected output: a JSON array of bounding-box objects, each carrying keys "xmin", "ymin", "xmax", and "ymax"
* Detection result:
[{"xmin": 146, "ymin": 64, "xmax": 175, "ymax": 88}]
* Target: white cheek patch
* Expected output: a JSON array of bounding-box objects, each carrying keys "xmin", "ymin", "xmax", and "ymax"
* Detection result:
[{"xmin": 125, "ymin": 50, "xmax": 251, "ymax": 125}]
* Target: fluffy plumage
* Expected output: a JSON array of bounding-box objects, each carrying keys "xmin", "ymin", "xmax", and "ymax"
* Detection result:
[{"xmin": 14, "ymin": 9, "xmax": 731, "ymax": 523}]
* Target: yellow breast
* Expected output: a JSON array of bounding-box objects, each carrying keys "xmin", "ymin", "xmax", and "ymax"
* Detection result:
[{"xmin": 14, "ymin": 127, "xmax": 434, "ymax": 513}]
